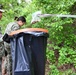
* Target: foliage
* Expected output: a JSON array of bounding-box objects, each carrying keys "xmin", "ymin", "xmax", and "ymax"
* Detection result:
[
  {"xmin": 0, "ymin": 0, "xmax": 76, "ymax": 75},
  {"xmin": 32, "ymin": 0, "xmax": 76, "ymax": 74}
]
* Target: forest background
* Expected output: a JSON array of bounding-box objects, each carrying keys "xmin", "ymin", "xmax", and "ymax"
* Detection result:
[{"xmin": 0, "ymin": 0, "xmax": 76, "ymax": 75}]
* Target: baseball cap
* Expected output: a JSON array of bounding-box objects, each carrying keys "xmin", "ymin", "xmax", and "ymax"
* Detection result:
[{"xmin": 0, "ymin": 4, "xmax": 4, "ymax": 12}]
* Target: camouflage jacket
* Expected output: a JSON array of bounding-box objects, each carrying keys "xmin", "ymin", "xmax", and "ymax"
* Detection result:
[
  {"xmin": 4, "ymin": 22, "xmax": 20, "ymax": 34},
  {"xmin": 4, "ymin": 22, "xmax": 20, "ymax": 54}
]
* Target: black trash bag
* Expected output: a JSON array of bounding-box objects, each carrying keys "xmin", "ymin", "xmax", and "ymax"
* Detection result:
[
  {"xmin": 10, "ymin": 31, "xmax": 49, "ymax": 75},
  {"xmin": 29, "ymin": 32, "xmax": 48, "ymax": 75},
  {"xmin": 10, "ymin": 33, "xmax": 32, "ymax": 75}
]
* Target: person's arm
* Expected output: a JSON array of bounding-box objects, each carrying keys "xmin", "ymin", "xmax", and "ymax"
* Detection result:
[{"xmin": 11, "ymin": 24, "xmax": 20, "ymax": 31}]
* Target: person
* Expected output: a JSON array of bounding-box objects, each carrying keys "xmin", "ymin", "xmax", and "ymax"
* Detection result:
[
  {"xmin": 0, "ymin": 4, "xmax": 5, "ymax": 75},
  {"xmin": 0, "ymin": 5, "xmax": 4, "ymax": 19},
  {"xmin": 3, "ymin": 16, "xmax": 26, "ymax": 75}
]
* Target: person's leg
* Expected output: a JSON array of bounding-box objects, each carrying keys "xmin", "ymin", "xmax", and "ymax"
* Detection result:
[
  {"xmin": 7, "ymin": 54, "xmax": 12, "ymax": 75},
  {"xmin": 4, "ymin": 42, "xmax": 12, "ymax": 75},
  {"xmin": 0, "ymin": 58, "xmax": 2, "ymax": 75},
  {"xmin": 2, "ymin": 56, "xmax": 7, "ymax": 75}
]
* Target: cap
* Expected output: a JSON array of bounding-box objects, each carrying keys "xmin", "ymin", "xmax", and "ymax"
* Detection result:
[
  {"xmin": 0, "ymin": 9, "xmax": 4, "ymax": 12},
  {"xmin": 0, "ymin": 4, "xmax": 4, "ymax": 12}
]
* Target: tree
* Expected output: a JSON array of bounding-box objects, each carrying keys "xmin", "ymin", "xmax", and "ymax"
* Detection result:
[{"xmin": 0, "ymin": 0, "xmax": 76, "ymax": 74}]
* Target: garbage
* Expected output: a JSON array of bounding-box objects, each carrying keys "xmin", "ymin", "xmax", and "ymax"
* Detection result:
[{"xmin": 8, "ymin": 28, "xmax": 49, "ymax": 75}]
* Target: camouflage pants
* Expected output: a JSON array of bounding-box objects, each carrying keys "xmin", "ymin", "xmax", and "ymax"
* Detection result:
[
  {"xmin": 0, "ymin": 36, "xmax": 12, "ymax": 75},
  {"xmin": 3, "ymin": 42, "xmax": 12, "ymax": 75},
  {"xmin": 2, "ymin": 56, "xmax": 7, "ymax": 75},
  {"xmin": 6, "ymin": 54, "xmax": 12, "ymax": 75},
  {"xmin": 0, "ymin": 40, "xmax": 5, "ymax": 75},
  {"xmin": 2, "ymin": 54, "xmax": 12, "ymax": 75},
  {"xmin": 0, "ymin": 58, "xmax": 2, "ymax": 75}
]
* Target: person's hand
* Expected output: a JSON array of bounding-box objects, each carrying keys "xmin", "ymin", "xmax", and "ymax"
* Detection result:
[{"xmin": 31, "ymin": 21, "xmax": 39, "ymax": 24}]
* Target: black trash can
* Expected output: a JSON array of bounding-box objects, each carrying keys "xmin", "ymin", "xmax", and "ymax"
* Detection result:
[{"xmin": 9, "ymin": 28, "xmax": 49, "ymax": 75}]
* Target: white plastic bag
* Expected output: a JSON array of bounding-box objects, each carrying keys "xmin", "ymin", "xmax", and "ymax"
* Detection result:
[{"xmin": 31, "ymin": 11, "xmax": 41, "ymax": 24}]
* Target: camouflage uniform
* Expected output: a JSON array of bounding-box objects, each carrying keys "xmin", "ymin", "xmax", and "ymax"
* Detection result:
[
  {"xmin": 0, "ymin": 27, "xmax": 5, "ymax": 75},
  {"xmin": 0, "ymin": 34, "xmax": 4, "ymax": 57},
  {"xmin": 0, "ymin": 27, "xmax": 4, "ymax": 57},
  {"xmin": 4, "ymin": 22, "xmax": 20, "ymax": 75}
]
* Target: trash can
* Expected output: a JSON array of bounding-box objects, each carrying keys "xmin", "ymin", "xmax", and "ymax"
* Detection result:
[{"xmin": 9, "ymin": 28, "xmax": 49, "ymax": 75}]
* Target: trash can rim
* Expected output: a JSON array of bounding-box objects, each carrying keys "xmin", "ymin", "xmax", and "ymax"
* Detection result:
[{"xmin": 9, "ymin": 28, "xmax": 48, "ymax": 36}]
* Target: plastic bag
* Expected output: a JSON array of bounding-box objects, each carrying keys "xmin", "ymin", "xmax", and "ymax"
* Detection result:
[{"xmin": 31, "ymin": 11, "xmax": 41, "ymax": 24}]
